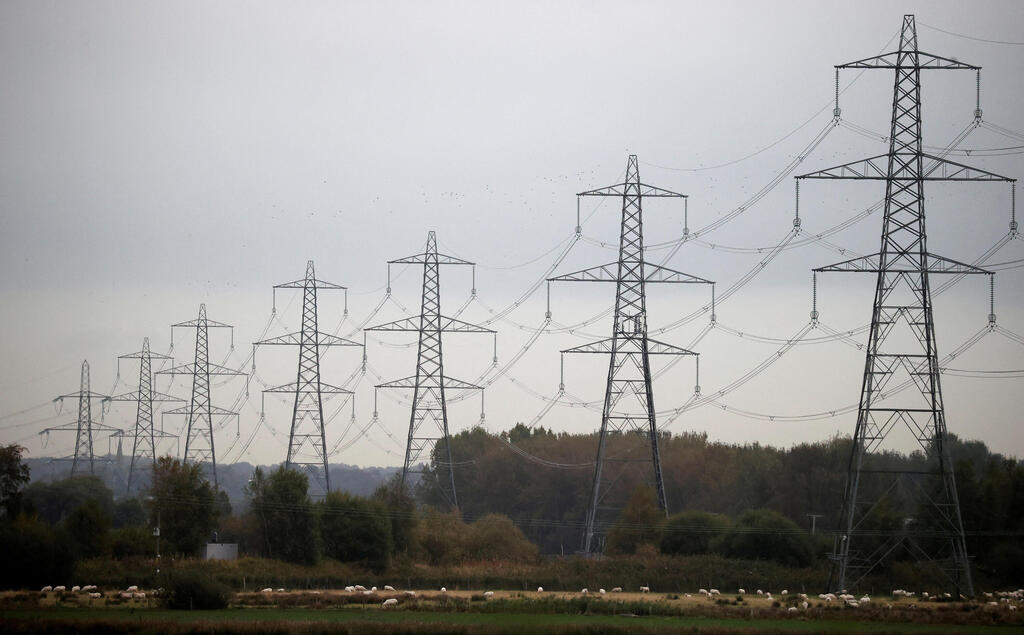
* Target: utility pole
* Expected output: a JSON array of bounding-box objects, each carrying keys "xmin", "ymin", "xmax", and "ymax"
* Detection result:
[
  {"xmin": 549, "ymin": 155, "xmax": 713, "ymax": 555},
  {"xmin": 254, "ymin": 260, "xmax": 362, "ymax": 496},
  {"xmin": 41, "ymin": 360, "xmax": 117, "ymax": 477},
  {"xmin": 367, "ymin": 231, "xmax": 494, "ymax": 509},
  {"xmin": 158, "ymin": 304, "xmax": 244, "ymax": 489},
  {"xmin": 111, "ymin": 338, "xmax": 181, "ymax": 496},
  {"xmin": 798, "ymin": 15, "xmax": 1015, "ymax": 596}
]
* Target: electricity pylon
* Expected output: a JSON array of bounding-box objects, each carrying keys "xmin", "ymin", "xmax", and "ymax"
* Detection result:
[
  {"xmin": 254, "ymin": 260, "xmax": 362, "ymax": 496},
  {"xmin": 111, "ymin": 338, "xmax": 181, "ymax": 495},
  {"xmin": 797, "ymin": 15, "xmax": 1015, "ymax": 596},
  {"xmin": 158, "ymin": 304, "xmax": 243, "ymax": 488},
  {"xmin": 41, "ymin": 360, "xmax": 117, "ymax": 477},
  {"xmin": 549, "ymin": 154, "xmax": 712, "ymax": 555},
  {"xmin": 367, "ymin": 231, "xmax": 494, "ymax": 509}
]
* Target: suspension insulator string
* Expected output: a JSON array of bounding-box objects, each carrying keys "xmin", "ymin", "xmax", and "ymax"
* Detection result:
[
  {"xmin": 471, "ymin": 266, "xmax": 477, "ymax": 297},
  {"xmin": 710, "ymin": 283, "xmax": 717, "ymax": 324},
  {"xmin": 833, "ymin": 68, "xmax": 841, "ymax": 118},
  {"xmin": 1011, "ymin": 182, "xmax": 1018, "ymax": 235},
  {"xmin": 684, "ymin": 198, "xmax": 690, "ymax": 237},
  {"xmin": 386, "ymin": 264, "xmax": 391, "ymax": 295},
  {"xmin": 793, "ymin": 180, "xmax": 802, "ymax": 229},
  {"xmin": 694, "ymin": 355, "xmax": 701, "ymax": 396},
  {"xmin": 576, "ymin": 196, "xmax": 582, "ymax": 236},
  {"xmin": 988, "ymin": 274, "xmax": 997, "ymax": 327},
  {"xmin": 545, "ymin": 281, "xmax": 552, "ymax": 319},
  {"xmin": 351, "ymin": 395, "xmax": 356, "ymax": 423},
  {"xmin": 811, "ymin": 271, "xmax": 819, "ymax": 324},
  {"xmin": 975, "ymin": 69, "xmax": 983, "ymax": 120},
  {"xmin": 480, "ymin": 391, "xmax": 486, "ymax": 421},
  {"xmin": 344, "ymin": 289, "xmax": 349, "ymax": 317},
  {"xmin": 559, "ymin": 354, "xmax": 565, "ymax": 392},
  {"xmin": 373, "ymin": 388, "xmax": 379, "ymax": 419},
  {"xmin": 492, "ymin": 333, "xmax": 498, "ymax": 364}
]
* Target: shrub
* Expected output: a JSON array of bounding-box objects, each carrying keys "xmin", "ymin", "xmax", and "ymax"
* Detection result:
[
  {"xmin": 660, "ymin": 510, "xmax": 730, "ymax": 556},
  {"xmin": 109, "ymin": 525, "xmax": 156, "ymax": 559},
  {"xmin": 714, "ymin": 509, "xmax": 813, "ymax": 567},
  {"xmin": 464, "ymin": 513, "xmax": 539, "ymax": 563},
  {"xmin": 163, "ymin": 570, "xmax": 229, "ymax": 610},
  {"xmin": 319, "ymin": 491, "xmax": 392, "ymax": 571}
]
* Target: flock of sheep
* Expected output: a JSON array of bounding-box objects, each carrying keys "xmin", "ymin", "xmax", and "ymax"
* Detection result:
[{"xmin": 37, "ymin": 582, "xmax": 1024, "ymax": 612}]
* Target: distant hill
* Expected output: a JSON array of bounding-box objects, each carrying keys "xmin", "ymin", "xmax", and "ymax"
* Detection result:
[{"xmin": 23, "ymin": 456, "xmax": 400, "ymax": 509}]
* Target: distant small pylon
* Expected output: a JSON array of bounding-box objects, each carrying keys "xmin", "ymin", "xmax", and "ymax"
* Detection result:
[{"xmin": 40, "ymin": 360, "xmax": 117, "ymax": 477}]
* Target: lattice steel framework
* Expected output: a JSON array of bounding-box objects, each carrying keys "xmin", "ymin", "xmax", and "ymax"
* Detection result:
[
  {"xmin": 797, "ymin": 15, "xmax": 1015, "ymax": 596},
  {"xmin": 367, "ymin": 231, "xmax": 494, "ymax": 508},
  {"xmin": 111, "ymin": 338, "xmax": 181, "ymax": 495},
  {"xmin": 42, "ymin": 360, "xmax": 117, "ymax": 477},
  {"xmin": 255, "ymin": 260, "xmax": 362, "ymax": 496},
  {"xmin": 549, "ymin": 155, "xmax": 712, "ymax": 555},
  {"xmin": 158, "ymin": 304, "xmax": 243, "ymax": 488}
]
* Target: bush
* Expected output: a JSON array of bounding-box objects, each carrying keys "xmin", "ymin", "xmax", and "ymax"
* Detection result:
[
  {"xmin": 714, "ymin": 509, "xmax": 813, "ymax": 567},
  {"xmin": 464, "ymin": 513, "xmax": 539, "ymax": 563},
  {"xmin": 660, "ymin": 511, "xmax": 730, "ymax": 556},
  {"xmin": 109, "ymin": 525, "xmax": 156, "ymax": 559},
  {"xmin": 319, "ymin": 491, "xmax": 392, "ymax": 571},
  {"xmin": 163, "ymin": 570, "xmax": 229, "ymax": 610},
  {"xmin": 0, "ymin": 517, "xmax": 75, "ymax": 589}
]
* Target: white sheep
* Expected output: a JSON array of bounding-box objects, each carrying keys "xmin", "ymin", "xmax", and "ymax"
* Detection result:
[
  {"xmin": 640, "ymin": 586, "xmax": 650, "ymax": 593},
  {"xmin": 483, "ymin": 591, "xmax": 494, "ymax": 598},
  {"xmin": 54, "ymin": 586, "xmax": 66, "ymax": 592},
  {"xmin": 599, "ymin": 589, "xmax": 606, "ymax": 595},
  {"xmin": 354, "ymin": 585, "xmax": 367, "ymax": 592},
  {"xmin": 88, "ymin": 592, "xmax": 102, "ymax": 599},
  {"xmin": 580, "ymin": 588, "xmax": 588, "ymax": 594},
  {"xmin": 405, "ymin": 590, "xmax": 417, "ymax": 597},
  {"xmin": 757, "ymin": 589, "xmax": 763, "ymax": 595},
  {"xmin": 382, "ymin": 598, "xmax": 398, "ymax": 607},
  {"xmin": 766, "ymin": 592, "xmax": 773, "ymax": 600},
  {"xmin": 384, "ymin": 585, "xmax": 395, "ymax": 591},
  {"xmin": 276, "ymin": 588, "xmax": 285, "ymax": 593},
  {"xmin": 537, "ymin": 586, "xmax": 544, "ymax": 593},
  {"xmin": 261, "ymin": 588, "xmax": 273, "ymax": 593},
  {"xmin": 119, "ymin": 592, "xmax": 132, "ymax": 600},
  {"xmin": 362, "ymin": 590, "xmax": 373, "ymax": 596},
  {"xmin": 800, "ymin": 601, "xmax": 809, "ymax": 609},
  {"xmin": 41, "ymin": 586, "xmax": 53, "ymax": 593},
  {"xmin": 787, "ymin": 606, "xmax": 798, "ymax": 613},
  {"xmin": 611, "ymin": 587, "xmax": 622, "ymax": 593},
  {"xmin": 699, "ymin": 588, "xmax": 709, "ymax": 596},
  {"xmin": 133, "ymin": 592, "xmax": 146, "ymax": 600},
  {"xmin": 126, "ymin": 585, "xmax": 138, "ymax": 592},
  {"xmin": 860, "ymin": 595, "xmax": 870, "ymax": 603},
  {"xmin": 710, "ymin": 589, "xmax": 720, "ymax": 596},
  {"xmin": 738, "ymin": 588, "xmax": 746, "ymax": 594},
  {"xmin": 781, "ymin": 589, "xmax": 788, "ymax": 595},
  {"xmin": 344, "ymin": 586, "xmax": 355, "ymax": 592},
  {"xmin": 440, "ymin": 587, "xmax": 447, "ymax": 593},
  {"xmin": 371, "ymin": 586, "xmax": 378, "ymax": 592},
  {"xmin": 71, "ymin": 586, "xmax": 81, "ymax": 593}
]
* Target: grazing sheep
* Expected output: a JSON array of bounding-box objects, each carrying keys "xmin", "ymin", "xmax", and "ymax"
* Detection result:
[
  {"xmin": 738, "ymin": 588, "xmax": 746, "ymax": 594},
  {"xmin": 126, "ymin": 585, "xmax": 138, "ymax": 592},
  {"xmin": 440, "ymin": 587, "xmax": 447, "ymax": 593},
  {"xmin": 371, "ymin": 586, "xmax": 378, "ymax": 592},
  {"xmin": 382, "ymin": 598, "xmax": 398, "ymax": 607},
  {"xmin": 384, "ymin": 585, "xmax": 395, "ymax": 591},
  {"xmin": 611, "ymin": 587, "xmax": 622, "ymax": 593},
  {"xmin": 699, "ymin": 588, "xmax": 709, "ymax": 596},
  {"xmin": 261, "ymin": 588, "xmax": 273, "ymax": 593},
  {"xmin": 133, "ymin": 592, "xmax": 146, "ymax": 600},
  {"xmin": 787, "ymin": 606, "xmax": 798, "ymax": 612},
  {"xmin": 276, "ymin": 588, "xmax": 285, "ymax": 593},
  {"xmin": 860, "ymin": 595, "xmax": 871, "ymax": 603},
  {"xmin": 71, "ymin": 586, "xmax": 81, "ymax": 593},
  {"xmin": 41, "ymin": 586, "xmax": 53, "ymax": 593},
  {"xmin": 599, "ymin": 589, "xmax": 606, "ymax": 595},
  {"xmin": 362, "ymin": 590, "xmax": 373, "ymax": 596},
  {"xmin": 54, "ymin": 586, "xmax": 66, "ymax": 592},
  {"xmin": 537, "ymin": 587, "xmax": 544, "ymax": 593},
  {"xmin": 765, "ymin": 593, "xmax": 772, "ymax": 600},
  {"xmin": 119, "ymin": 592, "xmax": 132, "ymax": 600},
  {"xmin": 344, "ymin": 586, "xmax": 355, "ymax": 592},
  {"xmin": 756, "ymin": 589, "xmax": 763, "ymax": 596},
  {"xmin": 580, "ymin": 588, "xmax": 588, "ymax": 594},
  {"xmin": 88, "ymin": 592, "xmax": 102, "ymax": 599},
  {"xmin": 354, "ymin": 585, "xmax": 367, "ymax": 592},
  {"xmin": 781, "ymin": 589, "xmax": 788, "ymax": 595},
  {"xmin": 709, "ymin": 589, "xmax": 720, "ymax": 596},
  {"xmin": 404, "ymin": 591, "xmax": 417, "ymax": 597},
  {"xmin": 800, "ymin": 601, "xmax": 809, "ymax": 609},
  {"xmin": 483, "ymin": 591, "xmax": 494, "ymax": 598},
  {"xmin": 640, "ymin": 586, "xmax": 650, "ymax": 593}
]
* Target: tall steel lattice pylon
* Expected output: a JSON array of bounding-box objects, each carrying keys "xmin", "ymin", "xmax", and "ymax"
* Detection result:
[
  {"xmin": 367, "ymin": 231, "xmax": 494, "ymax": 509},
  {"xmin": 797, "ymin": 15, "xmax": 1016, "ymax": 595},
  {"xmin": 254, "ymin": 260, "xmax": 362, "ymax": 496},
  {"xmin": 158, "ymin": 304, "xmax": 244, "ymax": 488},
  {"xmin": 111, "ymin": 338, "xmax": 181, "ymax": 495},
  {"xmin": 42, "ymin": 360, "xmax": 117, "ymax": 477},
  {"xmin": 549, "ymin": 155, "xmax": 713, "ymax": 555}
]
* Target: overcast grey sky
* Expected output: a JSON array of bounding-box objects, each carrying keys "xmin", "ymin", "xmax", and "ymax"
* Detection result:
[{"xmin": 1, "ymin": 0, "xmax": 1022, "ymax": 469}]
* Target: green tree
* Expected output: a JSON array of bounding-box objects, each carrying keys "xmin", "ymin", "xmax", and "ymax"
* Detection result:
[
  {"xmin": 372, "ymin": 473, "xmax": 416, "ymax": 556},
  {"xmin": 112, "ymin": 497, "xmax": 147, "ymax": 528},
  {"xmin": 247, "ymin": 466, "xmax": 320, "ymax": 565},
  {"xmin": 148, "ymin": 457, "xmax": 220, "ymax": 556},
  {"xmin": 464, "ymin": 513, "xmax": 538, "ymax": 563},
  {"xmin": 660, "ymin": 510, "xmax": 730, "ymax": 556},
  {"xmin": 24, "ymin": 475, "xmax": 113, "ymax": 525},
  {"xmin": 63, "ymin": 497, "xmax": 112, "ymax": 558},
  {"xmin": 0, "ymin": 517, "xmax": 75, "ymax": 589},
  {"xmin": 605, "ymin": 485, "xmax": 666, "ymax": 555},
  {"xmin": 319, "ymin": 490, "xmax": 391, "ymax": 570},
  {"xmin": 715, "ymin": 508, "xmax": 814, "ymax": 567},
  {"xmin": 0, "ymin": 444, "xmax": 31, "ymax": 520}
]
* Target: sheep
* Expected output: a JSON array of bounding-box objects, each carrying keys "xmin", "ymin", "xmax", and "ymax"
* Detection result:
[
  {"xmin": 580, "ymin": 588, "xmax": 588, "ymax": 594},
  {"xmin": 483, "ymin": 591, "xmax": 494, "ymax": 598},
  {"xmin": 699, "ymin": 588, "xmax": 709, "ymax": 596},
  {"xmin": 41, "ymin": 586, "xmax": 53, "ymax": 593},
  {"xmin": 599, "ymin": 589, "xmax": 606, "ymax": 595},
  {"xmin": 800, "ymin": 601, "xmax": 809, "ymax": 610},
  {"xmin": 133, "ymin": 592, "xmax": 146, "ymax": 600},
  {"xmin": 261, "ymin": 588, "xmax": 273, "ymax": 593},
  {"xmin": 54, "ymin": 586, "xmax": 66, "ymax": 592},
  {"xmin": 440, "ymin": 587, "xmax": 447, "ymax": 593},
  {"xmin": 860, "ymin": 595, "xmax": 871, "ymax": 603},
  {"xmin": 344, "ymin": 586, "xmax": 355, "ymax": 592},
  {"xmin": 83, "ymin": 585, "xmax": 97, "ymax": 592},
  {"xmin": 384, "ymin": 585, "xmax": 395, "ymax": 591},
  {"xmin": 787, "ymin": 606, "xmax": 798, "ymax": 613},
  {"xmin": 126, "ymin": 585, "xmax": 138, "ymax": 592},
  {"xmin": 640, "ymin": 586, "xmax": 650, "ymax": 593},
  {"xmin": 353, "ymin": 585, "xmax": 367, "ymax": 592},
  {"xmin": 756, "ymin": 589, "xmax": 764, "ymax": 595},
  {"xmin": 765, "ymin": 592, "xmax": 773, "ymax": 600},
  {"xmin": 119, "ymin": 592, "xmax": 132, "ymax": 600},
  {"xmin": 382, "ymin": 598, "xmax": 398, "ymax": 607},
  {"xmin": 88, "ymin": 592, "xmax": 102, "ymax": 599},
  {"xmin": 798, "ymin": 593, "xmax": 807, "ymax": 600},
  {"xmin": 404, "ymin": 591, "xmax": 417, "ymax": 597},
  {"xmin": 362, "ymin": 590, "xmax": 373, "ymax": 596},
  {"xmin": 781, "ymin": 589, "xmax": 788, "ymax": 595},
  {"xmin": 537, "ymin": 586, "xmax": 544, "ymax": 593},
  {"xmin": 371, "ymin": 586, "xmax": 378, "ymax": 592},
  {"xmin": 71, "ymin": 586, "xmax": 81, "ymax": 593},
  {"xmin": 709, "ymin": 589, "xmax": 721, "ymax": 596},
  {"xmin": 276, "ymin": 588, "xmax": 285, "ymax": 593},
  {"xmin": 611, "ymin": 587, "xmax": 622, "ymax": 593},
  {"xmin": 738, "ymin": 588, "xmax": 746, "ymax": 595}
]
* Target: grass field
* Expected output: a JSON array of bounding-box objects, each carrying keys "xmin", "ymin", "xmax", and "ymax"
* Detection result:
[{"xmin": 4, "ymin": 589, "xmax": 1024, "ymax": 634}]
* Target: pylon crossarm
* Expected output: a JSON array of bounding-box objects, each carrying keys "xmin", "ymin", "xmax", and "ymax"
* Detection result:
[
  {"xmin": 578, "ymin": 183, "xmax": 687, "ymax": 198},
  {"xmin": 274, "ymin": 277, "xmax": 346, "ymax": 290},
  {"xmin": 53, "ymin": 392, "xmax": 109, "ymax": 401},
  {"xmin": 263, "ymin": 381, "xmax": 352, "ymax": 395},
  {"xmin": 837, "ymin": 51, "xmax": 978, "ymax": 70},
  {"xmin": 172, "ymin": 317, "xmax": 232, "ymax": 329},
  {"xmin": 255, "ymin": 331, "xmax": 361, "ymax": 346},
  {"xmin": 110, "ymin": 389, "xmax": 182, "ymax": 403},
  {"xmin": 368, "ymin": 315, "xmax": 493, "ymax": 333},
  {"xmin": 814, "ymin": 252, "xmax": 993, "ymax": 274},
  {"xmin": 562, "ymin": 338, "xmax": 697, "ymax": 355},
  {"xmin": 42, "ymin": 420, "xmax": 121, "ymax": 434},
  {"xmin": 157, "ymin": 362, "xmax": 245, "ymax": 376},
  {"xmin": 389, "ymin": 252, "xmax": 474, "ymax": 266},
  {"xmin": 119, "ymin": 350, "xmax": 173, "ymax": 361},
  {"xmin": 548, "ymin": 263, "xmax": 619, "ymax": 282},
  {"xmin": 376, "ymin": 375, "xmax": 482, "ymax": 390},
  {"xmin": 165, "ymin": 404, "xmax": 238, "ymax": 416},
  {"xmin": 798, "ymin": 153, "xmax": 1014, "ymax": 181},
  {"xmin": 644, "ymin": 263, "xmax": 714, "ymax": 284}
]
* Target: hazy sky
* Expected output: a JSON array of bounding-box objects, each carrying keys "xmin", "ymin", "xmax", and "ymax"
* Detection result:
[{"xmin": 1, "ymin": 0, "xmax": 1022, "ymax": 470}]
